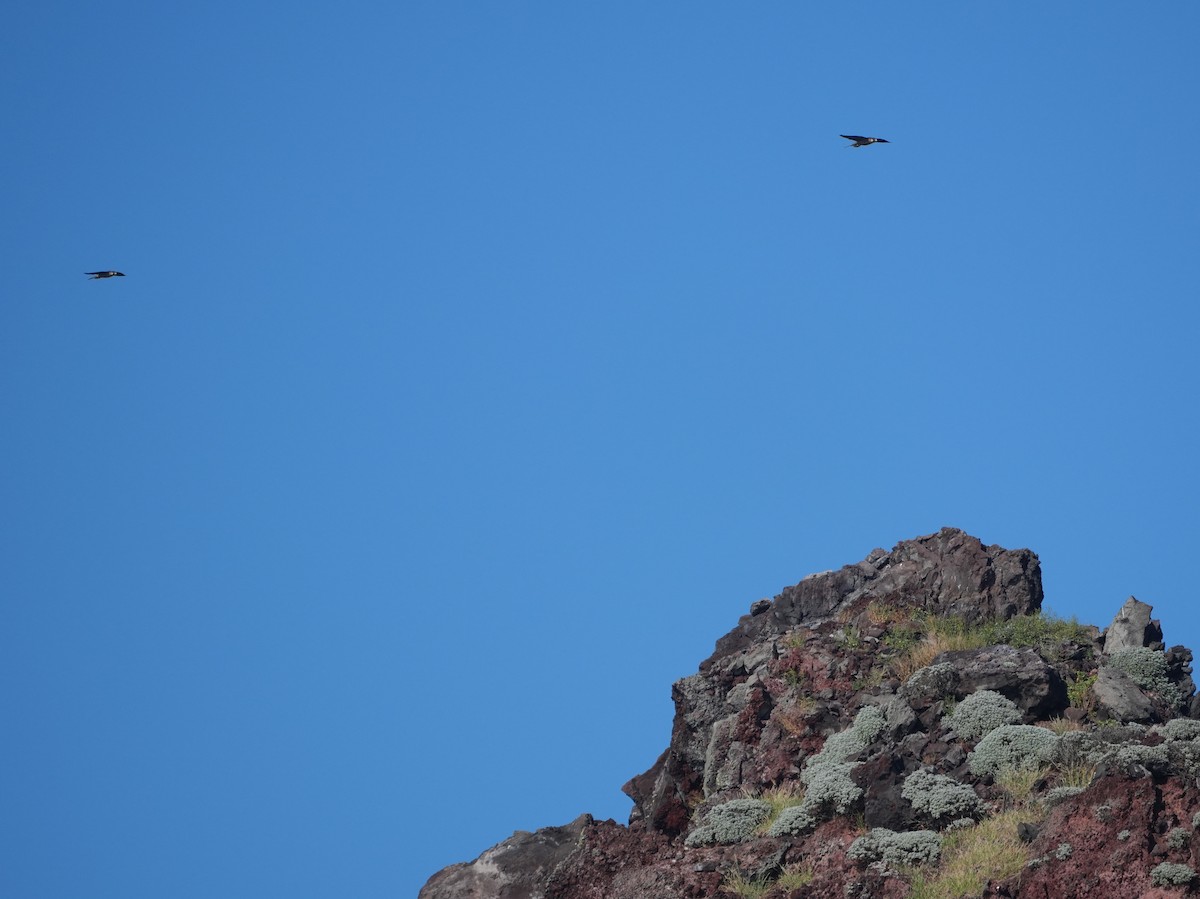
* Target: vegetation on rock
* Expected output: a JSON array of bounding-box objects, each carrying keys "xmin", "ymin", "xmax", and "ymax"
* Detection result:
[{"xmin": 420, "ymin": 531, "xmax": 1200, "ymax": 899}]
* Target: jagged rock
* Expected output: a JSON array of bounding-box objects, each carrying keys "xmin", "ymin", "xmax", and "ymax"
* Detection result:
[
  {"xmin": 939, "ymin": 644, "xmax": 1069, "ymax": 720},
  {"xmin": 418, "ymin": 814, "xmax": 592, "ymax": 899},
  {"xmin": 708, "ymin": 528, "xmax": 1042, "ymax": 663},
  {"xmin": 1092, "ymin": 666, "xmax": 1155, "ymax": 723},
  {"xmin": 423, "ymin": 531, "xmax": 1200, "ymax": 899},
  {"xmin": 1018, "ymin": 821, "xmax": 1041, "ymax": 843},
  {"xmin": 854, "ymin": 752, "xmax": 919, "ymax": 831},
  {"xmin": 626, "ymin": 530, "xmax": 1043, "ymax": 833},
  {"xmin": 1103, "ymin": 597, "xmax": 1164, "ymax": 654},
  {"xmin": 1165, "ymin": 645, "xmax": 1197, "ymax": 707}
]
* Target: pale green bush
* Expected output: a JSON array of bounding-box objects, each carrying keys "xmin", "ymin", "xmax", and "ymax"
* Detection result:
[
  {"xmin": 901, "ymin": 769, "xmax": 985, "ymax": 821},
  {"xmin": 968, "ymin": 725, "xmax": 1058, "ymax": 778},
  {"xmin": 949, "ymin": 690, "xmax": 1022, "ymax": 741},
  {"xmin": 1150, "ymin": 862, "xmax": 1196, "ymax": 886},
  {"xmin": 1107, "ymin": 649, "xmax": 1182, "ymax": 707},
  {"xmin": 684, "ymin": 799, "xmax": 771, "ymax": 847},
  {"xmin": 805, "ymin": 706, "xmax": 887, "ymax": 769},
  {"xmin": 848, "ymin": 828, "xmax": 941, "ymax": 867}
]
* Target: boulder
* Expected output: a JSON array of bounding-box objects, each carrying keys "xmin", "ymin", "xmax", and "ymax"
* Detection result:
[
  {"xmin": 1103, "ymin": 597, "xmax": 1163, "ymax": 654},
  {"xmin": 939, "ymin": 644, "xmax": 1069, "ymax": 720},
  {"xmin": 1092, "ymin": 666, "xmax": 1155, "ymax": 723}
]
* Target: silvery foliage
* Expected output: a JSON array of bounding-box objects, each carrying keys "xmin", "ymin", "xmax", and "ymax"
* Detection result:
[
  {"xmin": 1106, "ymin": 648, "xmax": 1183, "ymax": 708},
  {"xmin": 684, "ymin": 799, "xmax": 771, "ymax": 847},
  {"xmin": 967, "ymin": 725, "xmax": 1059, "ymax": 778},
  {"xmin": 848, "ymin": 828, "xmax": 941, "ymax": 867},
  {"xmin": 1150, "ymin": 863, "xmax": 1197, "ymax": 887},
  {"xmin": 804, "ymin": 706, "xmax": 887, "ymax": 769},
  {"xmin": 948, "ymin": 689, "xmax": 1022, "ymax": 741},
  {"xmin": 900, "ymin": 769, "xmax": 985, "ymax": 821}
]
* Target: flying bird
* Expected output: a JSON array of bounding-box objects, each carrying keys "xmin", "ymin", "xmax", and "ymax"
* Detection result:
[
  {"xmin": 840, "ymin": 135, "xmax": 890, "ymax": 148},
  {"xmin": 85, "ymin": 271, "xmax": 126, "ymax": 279}
]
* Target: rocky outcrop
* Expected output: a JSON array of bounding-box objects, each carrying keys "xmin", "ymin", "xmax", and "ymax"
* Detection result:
[
  {"xmin": 625, "ymin": 529, "xmax": 1042, "ymax": 836},
  {"xmin": 418, "ymin": 815, "xmax": 594, "ymax": 899},
  {"xmin": 1104, "ymin": 597, "xmax": 1164, "ymax": 654},
  {"xmin": 420, "ymin": 530, "xmax": 1200, "ymax": 899},
  {"xmin": 706, "ymin": 528, "xmax": 1042, "ymax": 664}
]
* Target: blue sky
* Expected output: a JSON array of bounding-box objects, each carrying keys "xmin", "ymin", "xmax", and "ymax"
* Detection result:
[{"xmin": 3, "ymin": 3, "xmax": 1198, "ymax": 897}]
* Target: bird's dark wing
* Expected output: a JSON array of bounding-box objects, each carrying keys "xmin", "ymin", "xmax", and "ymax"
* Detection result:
[{"xmin": 840, "ymin": 135, "xmax": 868, "ymax": 142}]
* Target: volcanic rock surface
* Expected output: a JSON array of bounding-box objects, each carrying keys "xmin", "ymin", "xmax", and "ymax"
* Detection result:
[{"xmin": 420, "ymin": 528, "xmax": 1200, "ymax": 899}]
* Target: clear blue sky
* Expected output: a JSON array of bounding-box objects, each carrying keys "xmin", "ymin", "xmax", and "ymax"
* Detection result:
[{"xmin": 3, "ymin": 4, "xmax": 1197, "ymax": 897}]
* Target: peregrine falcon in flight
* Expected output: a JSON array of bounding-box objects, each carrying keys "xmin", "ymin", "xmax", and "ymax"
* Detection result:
[
  {"xmin": 85, "ymin": 271, "xmax": 126, "ymax": 279},
  {"xmin": 840, "ymin": 135, "xmax": 890, "ymax": 148}
]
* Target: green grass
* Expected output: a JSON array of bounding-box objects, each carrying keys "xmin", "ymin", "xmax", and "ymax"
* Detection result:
[
  {"xmin": 887, "ymin": 611, "xmax": 1092, "ymax": 683},
  {"xmin": 719, "ymin": 868, "xmax": 772, "ymax": 898}
]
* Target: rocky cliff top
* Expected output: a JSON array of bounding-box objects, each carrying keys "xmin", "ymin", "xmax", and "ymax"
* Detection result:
[{"xmin": 420, "ymin": 529, "xmax": 1200, "ymax": 899}]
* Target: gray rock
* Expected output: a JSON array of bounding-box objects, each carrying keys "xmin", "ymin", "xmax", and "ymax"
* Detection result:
[
  {"xmin": 939, "ymin": 644, "xmax": 1068, "ymax": 719},
  {"xmin": 708, "ymin": 528, "xmax": 1043, "ymax": 660},
  {"xmin": 862, "ymin": 694, "xmax": 919, "ymax": 741},
  {"xmin": 1093, "ymin": 666, "xmax": 1155, "ymax": 723},
  {"xmin": 900, "ymin": 662, "xmax": 961, "ymax": 707},
  {"xmin": 1103, "ymin": 597, "xmax": 1163, "ymax": 654},
  {"xmin": 418, "ymin": 815, "xmax": 591, "ymax": 899}
]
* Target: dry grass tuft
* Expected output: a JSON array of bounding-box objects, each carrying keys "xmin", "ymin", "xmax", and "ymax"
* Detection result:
[
  {"xmin": 994, "ymin": 764, "xmax": 1050, "ymax": 805},
  {"xmin": 1056, "ymin": 759, "xmax": 1098, "ymax": 790},
  {"xmin": 776, "ymin": 862, "xmax": 815, "ymax": 889},
  {"xmin": 907, "ymin": 807, "xmax": 1043, "ymax": 899}
]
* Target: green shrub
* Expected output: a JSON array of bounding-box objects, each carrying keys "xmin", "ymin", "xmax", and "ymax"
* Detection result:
[
  {"xmin": 768, "ymin": 760, "xmax": 865, "ymax": 836},
  {"xmin": 1166, "ymin": 827, "xmax": 1191, "ymax": 849},
  {"xmin": 901, "ymin": 769, "xmax": 985, "ymax": 821},
  {"xmin": 1067, "ymin": 671, "xmax": 1097, "ymax": 708},
  {"xmin": 1150, "ymin": 863, "xmax": 1196, "ymax": 887},
  {"xmin": 968, "ymin": 725, "xmax": 1059, "ymax": 778},
  {"xmin": 848, "ymin": 828, "xmax": 942, "ymax": 867},
  {"xmin": 949, "ymin": 690, "xmax": 1022, "ymax": 741},
  {"xmin": 981, "ymin": 612, "xmax": 1091, "ymax": 654},
  {"xmin": 1111, "ymin": 742, "xmax": 1170, "ymax": 774},
  {"xmin": 1044, "ymin": 786, "xmax": 1085, "ymax": 806},
  {"xmin": 685, "ymin": 799, "xmax": 771, "ymax": 847},
  {"xmin": 769, "ymin": 708, "xmax": 887, "ymax": 835}
]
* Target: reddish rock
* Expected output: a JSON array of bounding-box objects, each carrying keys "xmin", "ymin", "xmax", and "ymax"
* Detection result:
[{"xmin": 1003, "ymin": 774, "xmax": 1200, "ymax": 898}]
